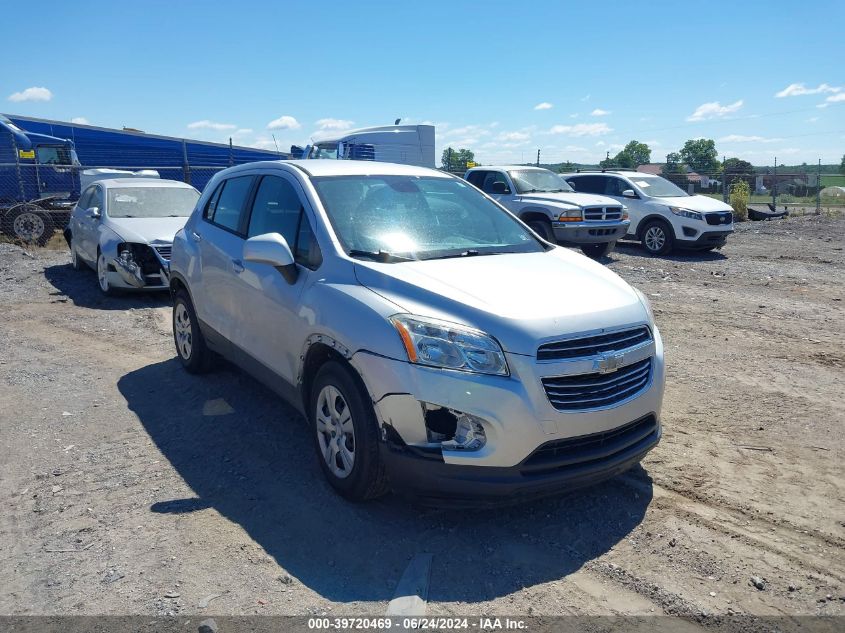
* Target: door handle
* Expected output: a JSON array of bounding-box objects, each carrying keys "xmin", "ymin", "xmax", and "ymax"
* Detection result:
[
  {"xmin": 232, "ymin": 258, "xmax": 244, "ymax": 273},
  {"xmin": 190, "ymin": 230, "xmax": 202, "ymax": 242}
]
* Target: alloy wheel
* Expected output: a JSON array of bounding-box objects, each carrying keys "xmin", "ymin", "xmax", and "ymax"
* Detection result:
[
  {"xmin": 174, "ymin": 302, "xmax": 193, "ymax": 360},
  {"xmin": 315, "ymin": 385, "xmax": 356, "ymax": 479},
  {"xmin": 97, "ymin": 253, "xmax": 110, "ymax": 292},
  {"xmin": 644, "ymin": 226, "xmax": 666, "ymax": 252}
]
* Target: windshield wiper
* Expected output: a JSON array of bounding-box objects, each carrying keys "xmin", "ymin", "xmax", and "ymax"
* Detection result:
[
  {"xmin": 425, "ymin": 249, "xmax": 510, "ymax": 260},
  {"xmin": 348, "ymin": 249, "xmax": 414, "ymax": 263}
]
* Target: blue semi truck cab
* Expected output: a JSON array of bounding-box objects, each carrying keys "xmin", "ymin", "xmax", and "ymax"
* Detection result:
[{"xmin": 1, "ymin": 115, "xmax": 80, "ymax": 245}]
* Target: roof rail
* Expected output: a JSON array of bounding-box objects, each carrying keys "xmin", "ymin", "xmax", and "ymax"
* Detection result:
[{"xmin": 574, "ymin": 168, "xmax": 639, "ymax": 173}]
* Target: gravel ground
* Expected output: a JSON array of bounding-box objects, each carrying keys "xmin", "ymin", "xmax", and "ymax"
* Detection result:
[{"xmin": 0, "ymin": 216, "xmax": 843, "ymax": 622}]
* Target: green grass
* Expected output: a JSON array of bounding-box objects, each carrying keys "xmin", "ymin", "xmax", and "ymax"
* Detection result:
[{"xmin": 820, "ymin": 174, "xmax": 845, "ymax": 187}]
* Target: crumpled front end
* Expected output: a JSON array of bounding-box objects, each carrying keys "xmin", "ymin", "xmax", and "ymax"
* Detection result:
[{"xmin": 112, "ymin": 242, "xmax": 171, "ymax": 289}]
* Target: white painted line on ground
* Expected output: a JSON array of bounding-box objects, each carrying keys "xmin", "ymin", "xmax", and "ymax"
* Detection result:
[{"xmin": 386, "ymin": 553, "xmax": 433, "ymax": 617}]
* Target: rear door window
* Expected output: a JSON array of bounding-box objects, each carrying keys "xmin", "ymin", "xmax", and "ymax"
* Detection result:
[
  {"xmin": 566, "ymin": 175, "xmax": 603, "ymax": 194},
  {"xmin": 206, "ymin": 176, "xmax": 254, "ymax": 234}
]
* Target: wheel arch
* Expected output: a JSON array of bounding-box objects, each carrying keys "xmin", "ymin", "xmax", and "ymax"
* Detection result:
[
  {"xmin": 637, "ymin": 214, "xmax": 676, "ymax": 240},
  {"xmin": 299, "ymin": 337, "xmax": 365, "ymax": 420}
]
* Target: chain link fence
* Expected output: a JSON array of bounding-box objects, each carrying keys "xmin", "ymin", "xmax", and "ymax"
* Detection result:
[{"xmin": 1, "ymin": 163, "xmax": 229, "ymax": 245}]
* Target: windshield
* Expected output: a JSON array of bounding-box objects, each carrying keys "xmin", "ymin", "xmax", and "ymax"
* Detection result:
[
  {"xmin": 36, "ymin": 145, "xmax": 74, "ymax": 166},
  {"xmin": 107, "ymin": 187, "xmax": 200, "ymax": 218},
  {"xmin": 313, "ymin": 175, "xmax": 545, "ymax": 261},
  {"xmin": 309, "ymin": 143, "xmax": 339, "ymax": 159},
  {"xmin": 509, "ymin": 169, "xmax": 574, "ymax": 194},
  {"xmin": 633, "ymin": 175, "xmax": 689, "ymax": 197}
]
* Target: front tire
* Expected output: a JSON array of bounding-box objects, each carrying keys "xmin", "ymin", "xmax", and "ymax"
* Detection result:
[
  {"xmin": 640, "ymin": 220, "xmax": 674, "ymax": 256},
  {"xmin": 580, "ymin": 241, "xmax": 616, "ymax": 259},
  {"xmin": 526, "ymin": 219, "xmax": 555, "ymax": 243},
  {"xmin": 310, "ymin": 361, "xmax": 388, "ymax": 501},
  {"xmin": 96, "ymin": 250, "xmax": 117, "ymax": 296},
  {"xmin": 172, "ymin": 289, "xmax": 214, "ymax": 373}
]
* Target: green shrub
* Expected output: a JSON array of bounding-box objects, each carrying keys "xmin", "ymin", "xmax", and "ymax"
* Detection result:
[{"xmin": 729, "ymin": 179, "xmax": 750, "ymax": 221}]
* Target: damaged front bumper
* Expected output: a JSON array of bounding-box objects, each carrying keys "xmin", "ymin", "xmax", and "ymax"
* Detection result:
[{"xmin": 112, "ymin": 243, "xmax": 170, "ymax": 289}]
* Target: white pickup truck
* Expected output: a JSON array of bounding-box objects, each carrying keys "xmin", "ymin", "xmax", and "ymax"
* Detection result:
[{"xmin": 464, "ymin": 166, "xmax": 630, "ymax": 258}]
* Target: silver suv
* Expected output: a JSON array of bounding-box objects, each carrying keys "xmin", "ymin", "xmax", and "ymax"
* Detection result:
[{"xmin": 169, "ymin": 160, "xmax": 664, "ymax": 504}]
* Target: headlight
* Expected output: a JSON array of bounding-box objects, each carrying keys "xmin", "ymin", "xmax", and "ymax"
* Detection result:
[
  {"xmin": 633, "ymin": 288, "xmax": 655, "ymax": 324},
  {"xmin": 669, "ymin": 206, "xmax": 704, "ymax": 221},
  {"xmin": 621, "ymin": 205, "xmax": 629, "ymax": 220},
  {"xmin": 390, "ymin": 314, "xmax": 509, "ymax": 376},
  {"xmin": 557, "ymin": 207, "xmax": 582, "ymax": 222}
]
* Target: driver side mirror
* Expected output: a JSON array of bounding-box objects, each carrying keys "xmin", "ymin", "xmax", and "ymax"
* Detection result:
[
  {"xmin": 490, "ymin": 181, "xmax": 510, "ymax": 195},
  {"xmin": 86, "ymin": 207, "xmax": 101, "ymax": 219},
  {"xmin": 621, "ymin": 189, "xmax": 638, "ymax": 199},
  {"xmin": 243, "ymin": 232, "xmax": 299, "ymax": 284}
]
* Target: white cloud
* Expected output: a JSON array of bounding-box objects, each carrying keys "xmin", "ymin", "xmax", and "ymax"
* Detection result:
[
  {"xmin": 188, "ymin": 120, "xmax": 237, "ymax": 131},
  {"xmin": 818, "ymin": 93, "xmax": 845, "ymax": 108},
  {"xmin": 234, "ymin": 128, "xmax": 253, "ymax": 135},
  {"xmin": 580, "ymin": 94, "xmax": 590, "ymax": 101},
  {"xmin": 498, "ymin": 131, "xmax": 531, "ymax": 143},
  {"xmin": 590, "ymin": 108, "xmax": 610, "ymax": 116},
  {"xmin": 8, "ymin": 86, "xmax": 53, "ymax": 102},
  {"xmin": 595, "ymin": 141, "xmax": 605, "ymax": 147},
  {"xmin": 315, "ymin": 118, "xmax": 354, "ymax": 131},
  {"xmin": 267, "ymin": 115, "xmax": 301, "ymax": 130},
  {"xmin": 548, "ymin": 123, "xmax": 612, "ymax": 137},
  {"xmin": 718, "ymin": 134, "xmax": 781, "ymax": 143},
  {"xmin": 70, "ymin": 117, "xmax": 89, "ymax": 125},
  {"xmin": 807, "ymin": 117, "xmax": 819, "ymax": 123},
  {"xmin": 534, "ymin": 102, "xmax": 553, "ymax": 110},
  {"xmin": 686, "ymin": 99, "xmax": 743, "ymax": 121},
  {"xmin": 775, "ymin": 82, "xmax": 841, "ymax": 98}
]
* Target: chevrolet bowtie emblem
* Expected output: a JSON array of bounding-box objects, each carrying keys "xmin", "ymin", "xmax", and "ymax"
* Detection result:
[{"xmin": 594, "ymin": 353, "xmax": 624, "ymax": 374}]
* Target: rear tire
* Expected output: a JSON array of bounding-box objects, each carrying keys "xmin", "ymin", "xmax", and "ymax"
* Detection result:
[
  {"xmin": 173, "ymin": 289, "xmax": 214, "ymax": 373},
  {"xmin": 526, "ymin": 219, "xmax": 555, "ymax": 243},
  {"xmin": 310, "ymin": 361, "xmax": 388, "ymax": 501},
  {"xmin": 69, "ymin": 234, "xmax": 85, "ymax": 270},
  {"xmin": 640, "ymin": 220, "xmax": 674, "ymax": 256},
  {"xmin": 580, "ymin": 241, "xmax": 616, "ymax": 259},
  {"xmin": 4, "ymin": 205, "xmax": 54, "ymax": 247}
]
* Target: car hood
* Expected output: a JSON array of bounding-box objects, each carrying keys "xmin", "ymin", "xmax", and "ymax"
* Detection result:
[
  {"xmin": 354, "ymin": 248, "xmax": 649, "ymax": 356},
  {"xmin": 106, "ymin": 216, "xmax": 189, "ymax": 244},
  {"xmin": 654, "ymin": 195, "xmax": 733, "ymax": 213},
  {"xmin": 518, "ymin": 191, "xmax": 621, "ymax": 208}
]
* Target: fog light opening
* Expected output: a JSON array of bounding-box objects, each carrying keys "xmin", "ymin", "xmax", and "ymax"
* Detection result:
[{"xmin": 423, "ymin": 404, "xmax": 486, "ymax": 451}]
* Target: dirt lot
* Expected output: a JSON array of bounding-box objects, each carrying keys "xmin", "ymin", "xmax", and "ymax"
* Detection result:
[{"xmin": 0, "ymin": 216, "xmax": 843, "ymax": 622}]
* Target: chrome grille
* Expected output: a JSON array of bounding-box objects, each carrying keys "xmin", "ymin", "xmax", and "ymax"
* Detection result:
[
  {"xmin": 542, "ymin": 358, "xmax": 652, "ymax": 411},
  {"xmin": 583, "ymin": 206, "xmax": 623, "ymax": 221},
  {"xmin": 153, "ymin": 245, "xmax": 172, "ymax": 260},
  {"xmin": 537, "ymin": 326, "xmax": 651, "ymax": 361}
]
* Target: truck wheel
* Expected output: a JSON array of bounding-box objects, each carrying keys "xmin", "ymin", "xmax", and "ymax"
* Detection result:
[
  {"xmin": 580, "ymin": 241, "xmax": 616, "ymax": 259},
  {"xmin": 527, "ymin": 219, "xmax": 554, "ymax": 243},
  {"xmin": 5, "ymin": 206, "xmax": 54, "ymax": 247},
  {"xmin": 310, "ymin": 361, "xmax": 388, "ymax": 501},
  {"xmin": 640, "ymin": 220, "xmax": 674, "ymax": 256}
]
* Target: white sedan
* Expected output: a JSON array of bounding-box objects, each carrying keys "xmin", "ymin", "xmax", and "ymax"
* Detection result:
[{"xmin": 65, "ymin": 178, "xmax": 200, "ymax": 294}]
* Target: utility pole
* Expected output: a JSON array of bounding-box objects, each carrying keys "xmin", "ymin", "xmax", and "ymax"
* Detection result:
[
  {"xmin": 722, "ymin": 155, "xmax": 728, "ymax": 203},
  {"xmin": 772, "ymin": 157, "xmax": 777, "ymax": 210},
  {"xmin": 816, "ymin": 158, "xmax": 821, "ymax": 214},
  {"xmin": 536, "ymin": 149, "xmax": 541, "ymax": 167}
]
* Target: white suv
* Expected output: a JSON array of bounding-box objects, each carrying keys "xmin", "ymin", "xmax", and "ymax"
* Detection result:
[
  {"xmin": 169, "ymin": 160, "xmax": 664, "ymax": 504},
  {"xmin": 563, "ymin": 170, "xmax": 734, "ymax": 255}
]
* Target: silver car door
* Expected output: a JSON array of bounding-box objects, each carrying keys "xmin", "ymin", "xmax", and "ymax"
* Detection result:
[{"xmin": 232, "ymin": 173, "xmax": 319, "ymax": 385}]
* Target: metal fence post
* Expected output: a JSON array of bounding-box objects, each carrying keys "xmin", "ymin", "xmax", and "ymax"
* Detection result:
[
  {"xmin": 816, "ymin": 158, "xmax": 821, "ymax": 214},
  {"xmin": 772, "ymin": 157, "xmax": 777, "ymax": 210}
]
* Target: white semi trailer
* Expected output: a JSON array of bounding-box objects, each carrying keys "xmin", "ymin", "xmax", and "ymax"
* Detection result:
[{"xmin": 295, "ymin": 124, "xmax": 435, "ymax": 168}]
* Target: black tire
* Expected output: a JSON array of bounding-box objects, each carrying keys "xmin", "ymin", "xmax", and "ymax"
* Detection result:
[
  {"xmin": 4, "ymin": 205, "xmax": 54, "ymax": 247},
  {"xmin": 310, "ymin": 361, "xmax": 388, "ymax": 501},
  {"xmin": 640, "ymin": 220, "xmax": 674, "ymax": 256},
  {"xmin": 580, "ymin": 241, "xmax": 616, "ymax": 259},
  {"xmin": 172, "ymin": 289, "xmax": 214, "ymax": 373},
  {"xmin": 526, "ymin": 219, "xmax": 555, "ymax": 243},
  {"xmin": 69, "ymin": 232, "xmax": 85, "ymax": 270}
]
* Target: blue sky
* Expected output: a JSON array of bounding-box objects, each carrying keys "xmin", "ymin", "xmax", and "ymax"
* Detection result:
[{"xmin": 2, "ymin": 0, "xmax": 843, "ymax": 166}]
